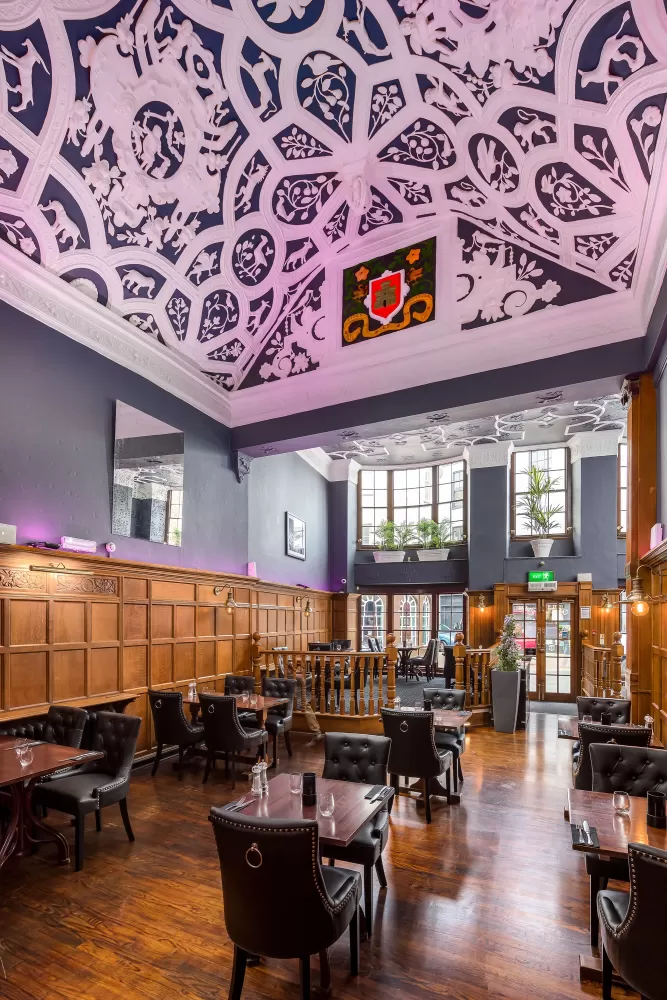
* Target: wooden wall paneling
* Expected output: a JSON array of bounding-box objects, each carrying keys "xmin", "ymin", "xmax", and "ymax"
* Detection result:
[
  {"xmin": 467, "ymin": 592, "xmax": 495, "ymax": 648},
  {"xmin": 0, "ymin": 544, "xmax": 333, "ymax": 754}
]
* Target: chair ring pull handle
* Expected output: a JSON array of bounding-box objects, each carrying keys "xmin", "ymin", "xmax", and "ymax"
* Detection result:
[
  {"xmin": 400, "ymin": 720, "xmax": 409, "ymax": 733},
  {"xmin": 246, "ymin": 842, "xmax": 263, "ymax": 869},
  {"xmin": 208, "ymin": 704, "xmax": 215, "ymax": 714},
  {"xmin": 155, "ymin": 699, "xmax": 162, "ymax": 709}
]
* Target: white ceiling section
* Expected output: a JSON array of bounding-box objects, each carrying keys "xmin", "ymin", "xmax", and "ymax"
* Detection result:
[{"xmin": 0, "ymin": 0, "xmax": 665, "ymax": 426}]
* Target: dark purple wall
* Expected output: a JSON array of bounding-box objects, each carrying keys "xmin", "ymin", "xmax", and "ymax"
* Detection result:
[{"xmin": 0, "ymin": 301, "xmax": 248, "ymax": 573}]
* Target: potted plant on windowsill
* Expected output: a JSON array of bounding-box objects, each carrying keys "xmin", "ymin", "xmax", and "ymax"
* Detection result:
[
  {"xmin": 491, "ymin": 614, "xmax": 522, "ymax": 733},
  {"xmin": 416, "ymin": 518, "xmax": 452, "ymax": 561},
  {"xmin": 516, "ymin": 467, "xmax": 564, "ymax": 558},
  {"xmin": 373, "ymin": 521, "xmax": 415, "ymax": 563}
]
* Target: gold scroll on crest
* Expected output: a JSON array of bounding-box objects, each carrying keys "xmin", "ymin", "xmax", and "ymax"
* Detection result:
[{"xmin": 343, "ymin": 293, "xmax": 434, "ymax": 344}]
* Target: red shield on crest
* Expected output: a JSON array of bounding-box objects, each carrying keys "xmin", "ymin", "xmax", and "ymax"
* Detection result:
[{"xmin": 365, "ymin": 269, "xmax": 407, "ymax": 325}]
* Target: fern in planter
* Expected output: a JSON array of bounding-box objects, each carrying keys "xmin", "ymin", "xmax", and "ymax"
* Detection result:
[
  {"xmin": 416, "ymin": 519, "xmax": 452, "ymax": 560},
  {"xmin": 373, "ymin": 521, "xmax": 415, "ymax": 562},
  {"xmin": 516, "ymin": 467, "xmax": 564, "ymax": 557}
]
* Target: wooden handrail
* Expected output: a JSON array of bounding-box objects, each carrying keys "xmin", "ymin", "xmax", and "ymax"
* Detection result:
[
  {"xmin": 453, "ymin": 633, "xmax": 498, "ymax": 709},
  {"xmin": 581, "ymin": 632, "xmax": 624, "ymax": 698}
]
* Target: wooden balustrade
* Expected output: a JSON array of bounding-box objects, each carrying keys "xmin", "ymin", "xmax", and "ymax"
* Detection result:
[
  {"xmin": 251, "ymin": 632, "xmax": 398, "ymax": 734},
  {"xmin": 581, "ymin": 632, "xmax": 624, "ymax": 698},
  {"xmin": 454, "ymin": 632, "xmax": 495, "ymax": 721}
]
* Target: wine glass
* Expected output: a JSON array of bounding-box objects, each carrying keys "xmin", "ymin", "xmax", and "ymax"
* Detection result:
[
  {"xmin": 613, "ymin": 791, "xmax": 630, "ymax": 815},
  {"xmin": 250, "ymin": 693, "xmax": 258, "ymax": 708},
  {"xmin": 289, "ymin": 772, "xmax": 303, "ymax": 795},
  {"xmin": 318, "ymin": 792, "xmax": 335, "ymax": 817},
  {"xmin": 583, "ymin": 714, "xmax": 593, "ymax": 723}
]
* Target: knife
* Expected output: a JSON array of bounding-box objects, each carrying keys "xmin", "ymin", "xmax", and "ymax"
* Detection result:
[{"xmin": 582, "ymin": 820, "xmax": 593, "ymax": 846}]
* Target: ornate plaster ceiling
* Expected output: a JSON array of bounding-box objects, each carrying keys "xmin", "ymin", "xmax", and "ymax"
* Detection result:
[
  {"xmin": 324, "ymin": 392, "xmax": 626, "ymax": 465},
  {"xmin": 0, "ymin": 0, "xmax": 663, "ymax": 417}
]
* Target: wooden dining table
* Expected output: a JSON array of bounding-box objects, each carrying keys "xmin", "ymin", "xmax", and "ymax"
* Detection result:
[
  {"xmin": 183, "ymin": 692, "xmax": 288, "ymax": 727},
  {"xmin": 557, "ymin": 715, "xmax": 663, "ymax": 747},
  {"xmin": 0, "ymin": 738, "xmax": 104, "ymax": 870},
  {"xmin": 226, "ymin": 772, "xmax": 393, "ymax": 849}
]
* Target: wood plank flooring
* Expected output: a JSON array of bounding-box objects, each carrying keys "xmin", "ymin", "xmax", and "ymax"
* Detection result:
[{"xmin": 0, "ymin": 714, "xmax": 633, "ymax": 1000}]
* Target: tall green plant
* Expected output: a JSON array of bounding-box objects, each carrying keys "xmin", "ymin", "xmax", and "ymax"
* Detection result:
[
  {"xmin": 416, "ymin": 518, "xmax": 454, "ymax": 548},
  {"xmin": 374, "ymin": 520, "xmax": 416, "ymax": 550},
  {"xmin": 495, "ymin": 614, "xmax": 522, "ymax": 672},
  {"xmin": 516, "ymin": 466, "xmax": 564, "ymax": 537}
]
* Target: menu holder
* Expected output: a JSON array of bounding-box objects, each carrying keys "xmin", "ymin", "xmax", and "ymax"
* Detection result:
[{"xmin": 302, "ymin": 772, "xmax": 317, "ymax": 806}]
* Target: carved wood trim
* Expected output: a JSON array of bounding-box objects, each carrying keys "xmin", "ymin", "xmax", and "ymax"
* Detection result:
[
  {"xmin": 0, "ymin": 568, "xmax": 46, "ymax": 590},
  {"xmin": 55, "ymin": 575, "xmax": 117, "ymax": 595}
]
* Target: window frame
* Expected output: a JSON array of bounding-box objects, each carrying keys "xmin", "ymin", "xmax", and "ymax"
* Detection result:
[
  {"xmin": 618, "ymin": 442, "xmax": 627, "ymax": 538},
  {"xmin": 357, "ymin": 461, "xmax": 468, "ymax": 549},
  {"xmin": 510, "ymin": 447, "xmax": 572, "ymax": 540},
  {"xmin": 357, "ymin": 586, "xmax": 467, "ymax": 650}
]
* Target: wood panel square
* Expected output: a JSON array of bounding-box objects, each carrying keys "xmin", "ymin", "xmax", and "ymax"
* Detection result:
[
  {"xmin": 174, "ymin": 605, "xmax": 195, "ymax": 638},
  {"xmin": 236, "ymin": 588, "xmax": 251, "ymax": 606},
  {"xmin": 52, "ymin": 649, "xmax": 85, "ymax": 701},
  {"xmin": 152, "ymin": 604, "xmax": 173, "ymax": 639},
  {"xmin": 278, "ymin": 593, "xmax": 293, "ymax": 608},
  {"xmin": 216, "ymin": 607, "xmax": 234, "ymax": 637},
  {"xmin": 152, "ymin": 581, "xmax": 195, "ymax": 602},
  {"xmin": 197, "ymin": 641, "xmax": 215, "ymax": 678},
  {"xmin": 267, "ymin": 609, "xmax": 278, "ymax": 634},
  {"xmin": 124, "ymin": 578, "xmax": 147, "ymax": 600},
  {"xmin": 173, "ymin": 643, "xmax": 195, "ymax": 681},
  {"xmin": 256, "ymin": 608, "xmax": 267, "ymax": 635},
  {"xmin": 9, "ymin": 651, "xmax": 48, "ymax": 708},
  {"xmin": 124, "ymin": 604, "xmax": 148, "ymax": 641},
  {"xmin": 151, "ymin": 644, "xmax": 173, "ymax": 685},
  {"xmin": 90, "ymin": 647, "xmax": 119, "ymax": 695},
  {"xmin": 54, "ymin": 602, "xmax": 85, "ymax": 644},
  {"xmin": 197, "ymin": 606, "xmax": 215, "ymax": 636},
  {"xmin": 217, "ymin": 640, "xmax": 233, "ymax": 675},
  {"xmin": 131, "ymin": 692, "xmax": 149, "ymax": 753},
  {"xmin": 124, "ymin": 646, "xmax": 147, "ymax": 690},
  {"xmin": 10, "ymin": 600, "xmax": 47, "ymax": 646},
  {"xmin": 236, "ymin": 637, "xmax": 250, "ymax": 673},
  {"xmin": 286, "ymin": 610, "xmax": 294, "ymax": 632},
  {"xmin": 277, "ymin": 609, "xmax": 286, "ymax": 633},
  {"xmin": 91, "ymin": 603, "xmax": 119, "ymax": 642},
  {"xmin": 259, "ymin": 592, "xmax": 277, "ymax": 607}
]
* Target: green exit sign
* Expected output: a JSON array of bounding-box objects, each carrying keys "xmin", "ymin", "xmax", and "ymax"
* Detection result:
[{"xmin": 528, "ymin": 570, "xmax": 554, "ymax": 582}]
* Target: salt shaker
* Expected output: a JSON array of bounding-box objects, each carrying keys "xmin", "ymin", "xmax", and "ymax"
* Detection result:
[{"xmin": 250, "ymin": 763, "xmax": 263, "ymax": 796}]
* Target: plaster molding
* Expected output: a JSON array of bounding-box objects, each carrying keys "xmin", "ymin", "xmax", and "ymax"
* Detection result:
[
  {"xmin": 464, "ymin": 441, "xmax": 514, "ymax": 469},
  {"xmin": 296, "ymin": 448, "xmax": 333, "ymax": 481},
  {"xmin": 568, "ymin": 430, "xmax": 624, "ymax": 463},
  {"xmin": 328, "ymin": 459, "xmax": 361, "ymax": 485}
]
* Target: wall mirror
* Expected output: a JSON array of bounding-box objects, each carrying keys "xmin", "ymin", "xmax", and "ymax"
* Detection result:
[{"xmin": 112, "ymin": 401, "xmax": 184, "ymax": 546}]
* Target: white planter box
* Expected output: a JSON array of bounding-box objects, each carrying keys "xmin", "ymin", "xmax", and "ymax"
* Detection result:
[
  {"xmin": 417, "ymin": 548, "xmax": 450, "ymax": 561},
  {"xmin": 373, "ymin": 550, "xmax": 406, "ymax": 563},
  {"xmin": 530, "ymin": 538, "xmax": 554, "ymax": 558}
]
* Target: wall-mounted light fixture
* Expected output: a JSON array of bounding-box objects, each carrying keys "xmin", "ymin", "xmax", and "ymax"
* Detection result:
[
  {"xmin": 477, "ymin": 594, "xmax": 487, "ymax": 612},
  {"xmin": 304, "ymin": 599, "xmax": 312, "ymax": 617},
  {"xmin": 618, "ymin": 578, "xmax": 651, "ymax": 618},
  {"xmin": 601, "ymin": 593, "xmax": 613, "ymax": 614},
  {"xmin": 30, "ymin": 563, "xmax": 94, "ymax": 576},
  {"xmin": 213, "ymin": 585, "xmax": 237, "ymax": 614}
]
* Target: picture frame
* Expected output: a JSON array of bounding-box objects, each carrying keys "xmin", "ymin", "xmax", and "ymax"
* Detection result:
[{"xmin": 286, "ymin": 511, "xmax": 306, "ymax": 560}]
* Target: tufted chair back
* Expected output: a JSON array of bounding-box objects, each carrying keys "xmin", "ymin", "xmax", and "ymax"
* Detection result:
[
  {"xmin": 422, "ymin": 687, "xmax": 465, "ymax": 710},
  {"xmin": 574, "ymin": 722, "xmax": 651, "ymax": 790},
  {"xmin": 0, "ymin": 720, "xmax": 47, "ymax": 741},
  {"xmin": 440, "ymin": 645, "xmax": 456, "ymax": 686},
  {"xmin": 591, "ymin": 744, "xmax": 667, "ymax": 797},
  {"xmin": 577, "ymin": 696, "xmax": 631, "ymax": 723},
  {"xmin": 86, "ymin": 711, "xmax": 142, "ymax": 779},
  {"xmin": 381, "ymin": 708, "xmax": 443, "ymax": 779},
  {"xmin": 224, "ymin": 674, "xmax": 255, "ymax": 697},
  {"xmin": 209, "ymin": 810, "xmax": 358, "ymax": 959},
  {"xmin": 262, "ymin": 676, "xmax": 296, "ymax": 720},
  {"xmin": 149, "ymin": 689, "xmax": 194, "ymax": 745},
  {"xmin": 44, "ymin": 706, "xmax": 88, "ymax": 748},
  {"xmin": 323, "ymin": 733, "xmax": 390, "ymax": 785},
  {"xmin": 199, "ymin": 693, "xmax": 252, "ymax": 753}
]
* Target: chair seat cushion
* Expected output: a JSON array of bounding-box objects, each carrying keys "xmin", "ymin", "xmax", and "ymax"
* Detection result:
[
  {"xmin": 598, "ymin": 888, "xmax": 630, "ymax": 932},
  {"xmin": 321, "ymin": 863, "xmax": 362, "ymax": 906},
  {"xmin": 185, "ymin": 725, "xmax": 205, "ymax": 744},
  {"xmin": 241, "ymin": 727, "xmax": 268, "ymax": 745},
  {"xmin": 33, "ymin": 772, "xmax": 122, "ymax": 814},
  {"xmin": 436, "ymin": 749, "xmax": 453, "ymax": 773},
  {"xmin": 434, "ymin": 732, "xmax": 465, "ymax": 755},
  {"xmin": 264, "ymin": 715, "xmax": 293, "ymax": 736},
  {"xmin": 325, "ymin": 805, "xmax": 390, "ymax": 865}
]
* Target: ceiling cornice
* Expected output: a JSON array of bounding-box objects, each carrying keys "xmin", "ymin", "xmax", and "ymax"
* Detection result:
[{"xmin": 0, "ymin": 245, "xmax": 232, "ymax": 426}]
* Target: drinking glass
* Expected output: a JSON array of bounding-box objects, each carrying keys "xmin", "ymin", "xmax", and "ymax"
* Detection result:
[
  {"xmin": 394, "ymin": 696, "xmax": 401, "ymax": 709},
  {"xmin": 250, "ymin": 693, "xmax": 258, "ymax": 708},
  {"xmin": 583, "ymin": 714, "xmax": 593, "ymax": 723},
  {"xmin": 18, "ymin": 745, "xmax": 33, "ymax": 768},
  {"xmin": 239, "ymin": 691, "xmax": 248, "ymax": 705},
  {"xmin": 613, "ymin": 791, "xmax": 630, "ymax": 815},
  {"xmin": 318, "ymin": 792, "xmax": 335, "ymax": 817},
  {"xmin": 14, "ymin": 738, "xmax": 29, "ymax": 763},
  {"xmin": 289, "ymin": 772, "xmax": 303, "ymax": 795}
]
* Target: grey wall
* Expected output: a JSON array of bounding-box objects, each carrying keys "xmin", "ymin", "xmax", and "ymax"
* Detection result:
[
  {"xmin": 657, "ymin": 347, "xmax": 667, "ymax": 525},
  {"xmin": 248, "ymin": 453, "xmax": 329, "ymax": 590},
  {"xmin": 329, "ymin": 480, "xmax": 356, "ymax": 593},
  {"xmin": 468, "ymin": 465, "xmax": 508, "ymax": 590},
  {"xmin": 0, "ymin": 302, "xmax": 248, "ymax": 572}
]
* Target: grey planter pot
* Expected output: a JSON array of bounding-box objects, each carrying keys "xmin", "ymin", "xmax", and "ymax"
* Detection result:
[{"xmin": 491, "ymin": 669, "xmax": 521, "ymax": 733}]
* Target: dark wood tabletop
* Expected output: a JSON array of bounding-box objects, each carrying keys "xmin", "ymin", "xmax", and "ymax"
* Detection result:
[
  {"xmin": 557, "ymin": 716, "xmax": 663, "ymax": 747},
  {"xmin": 568, "ymin": 788, "xmax": 667, "ymax": 859},
  {"xmin": 229, "ymin": 772, "xmax": 391, "ymax": 848},
  {"xmin": 432, "ymin": 709, "xmax": 472, "ymax": 732},
  {"xmin": 183, "ymin": 693, "xmax": 288, "ymax": 710},
  {"xmin": 0, "ymin": 743, "xmax": 103, "ymax": 788}
]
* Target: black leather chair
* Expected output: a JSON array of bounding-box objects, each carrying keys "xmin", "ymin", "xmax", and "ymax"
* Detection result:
[
  {"xmin": 577, "ymin": 697, "xmax": 631, "ymax": 723},
  {"xmin": 209, "ymin": 810, "xmax": 360, "ymax": 1000},
  {"xmin": 599, "ymin": 843, "xmax": 667, "ymax": 1000},
  {"xmin": 423, "ymin": 687, "xmax": 466, "ymax": 792},
  {"xmin": 321, "ymin": 733, "xmax": 393, "ymax": 938},
  {"xmin": 381, "ymin": 708, "xmax": 452, "ymax": 823},
  {"xmin": 43, "ymin": 706, "xmax": 88, "ymax": 748},
  {"xmin": 409, "ymin": 639, "xmax": 438, "ymax": 682},
  {"xmin": 224, "ymin": 674, "xmax": 256, "ymax": 724},
  {"xmin": 148, "ymin": 690, "xmax": 204, "ymax": 776},
  {"xmin": 262, "ymin": 676, "xmax": 296, "ymax": 764},
  {"xmin": 573, "ymin": 723, "xmax": 651, "ymax": 791},
  {"xmin": 199, "ymin": 693, "xmax": 267, "ymax": 788},
  {"xmin": 32, "ymin": 711, "xmax": 141, "ymax": 871}
]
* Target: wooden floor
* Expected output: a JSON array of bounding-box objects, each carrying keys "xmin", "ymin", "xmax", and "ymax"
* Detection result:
[{"xmin": 0, "ymin": 714, "xmax": 634, "ymax": 1000}]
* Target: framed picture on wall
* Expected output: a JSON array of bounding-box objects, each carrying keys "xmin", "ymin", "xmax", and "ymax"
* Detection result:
[{"xmin": 286, "ymin": 511, "xmax": 306, "ymax": 560}]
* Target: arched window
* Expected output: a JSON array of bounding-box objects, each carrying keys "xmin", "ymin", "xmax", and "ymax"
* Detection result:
[
  {"xmin": 421, "ymin": 597, "xmax": 431, "ymax": 649},
  {"xmin": 360, "ymin": 595, "xmax": 386, "ymax": 650},
  {"xmin": 399, "ymin": 595, "xmax": 418, "ymax": 647}
]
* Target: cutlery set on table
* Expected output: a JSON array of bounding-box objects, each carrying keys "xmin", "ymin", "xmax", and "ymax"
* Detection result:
[{"xmin": 570, "ymin": 820, "xmax": 600, "ymax": 849}]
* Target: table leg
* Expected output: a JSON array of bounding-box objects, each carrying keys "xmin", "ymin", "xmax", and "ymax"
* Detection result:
[
  {"xmin": 189, "ymin": 704, "xmax": 201, "ymax": 724},
  {"xmin": 0, "ymin": 784, "xmax": 21, "ymax": 870},
  {"xmin": 21, "ymin": 778, "xmax": 70, "ymax": 866}
]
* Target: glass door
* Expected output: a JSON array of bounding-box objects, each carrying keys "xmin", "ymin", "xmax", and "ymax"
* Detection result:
[{"xmin": 510, "ymin": 599, "xmax": 574, "ymax": 702}]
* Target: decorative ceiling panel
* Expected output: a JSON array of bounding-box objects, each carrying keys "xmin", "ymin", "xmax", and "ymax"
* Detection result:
[{"xmin": 0, "ymin": 0, "xmax": 664, "ymax": 401}]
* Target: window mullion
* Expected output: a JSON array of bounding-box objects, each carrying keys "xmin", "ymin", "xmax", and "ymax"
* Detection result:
[{"xmin": 388, "ymin": 470, "xmax": 394, "ymax": 524}]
